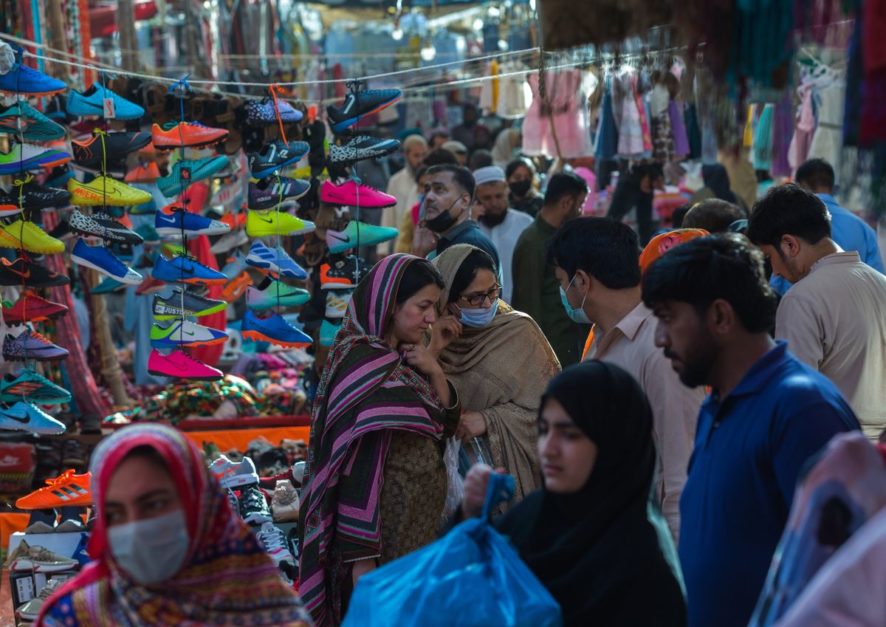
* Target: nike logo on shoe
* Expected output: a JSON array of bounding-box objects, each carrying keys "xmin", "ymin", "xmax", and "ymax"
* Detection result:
[
  {"xmin": 0, "ymin": 410, "xmax": 30, "ymax": 423},
  {"xmin": 328, "ymin": 232, "xmax": 351, "ymax": 244}
]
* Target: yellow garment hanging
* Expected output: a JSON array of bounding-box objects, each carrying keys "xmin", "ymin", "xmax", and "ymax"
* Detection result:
[
  {"xmin": 743, "ymin": 105, "xmax": 755, "ymax": 148},
  {"xmin": 490, "ymin": 60, "xmax": 500, "ymax": 114}
]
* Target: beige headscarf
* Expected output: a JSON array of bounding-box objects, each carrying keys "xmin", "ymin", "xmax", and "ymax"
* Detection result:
[{"xmin": 432, "ymin": 245, "xmax": 561, "ymax": 506}]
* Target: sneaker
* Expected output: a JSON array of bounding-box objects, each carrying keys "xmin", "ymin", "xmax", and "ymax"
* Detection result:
[
  {"xmin": 239, "ymin": 485, "xmax": 272, "ymax": 524},
  {"xmin": 248, "ymin": 140, "xmax": 310, "ymax": 179},
  {"xmin": 2, "ymin": 291, "xmax": 68, "ymax": 325},
  {"xmin": 292, "ymin": 460, "xmax": 307, "ymax": 486},
  {"xmin": 136, "ymin": 223, "xmax": 161, "ymax": 244},
  {"xmin": 325, "ymin": 289, "xmax": 353, "ymax": 319},
  {"xmin": 225, "ymin": 488, "xmax": 239, "ymax": 514},
  {"xmin": 155, "ymin": 205, "xmax": 231, "ymax": 237},
  {"xmin": 153, "ymin": 288, "xmax": 227, "ymax": 320},
  {"xmin": 0, "ymin": 144, "xmax": 71, "ymax": 175},
  {"xmin": 271, "ymin": 480, "xmax": 300, "ymax": 522},
  {"xmin": 0, "ymin": 44, "xmax": 67, "ymax": 95},
  {"xmin": 0, "ymin": 178, "xmax": 70, "ymax": 214},
  {"xmin": 320, "ymin": 255, "xmax": 369, "ymax": 290},
  {"xmin": 245, "ymin": 99, "xmax": 303, "ymax": 126},
  {"xmin": 320, "ymin": 179, "xmax": 396, "ymax": 208},
  {"xmin": 71, "ymin": 131, "xmax": 153, "ymax": 172},
  {"xmin": 68, "ymin": 176, "xmax": 153, "ymax": 207},
  {"xmin": 150, "ymin": 320, "xmax": 228, "ymax": 348},
  {"xmin": 5, "ymin": 540, "xmax": 79, "ymax": 572},
  {"xmin": 246, "ymin": 209, "xmax": 315, "ymax": 238},
  {"xmin": 242, "ymin": 310, "xmax": 312, "ymax": 347},
  {"xmin": 69, "ymin": 210, "xmax": 143, "ymax": 244},
  {"xmin": 210, "ymin": 229, "xmax": 249, "ymax": 254},
  {"xmin": 147, "ymin": 349, "xmax": 222, "ymax": 380},
  {"xmin": 245, "ymin": 241, "xmax": 307, "ymax": 280},
  {"xmin": 320, "ymin": 318, "xmax": 342, "ymax": 347},
  {"xmin": 0, "ymin": 219, "xmax": 65, "ymax": 254},
  {"xmin": 15, "ymin": 469, "xmax": 92, "ymax": 509},
  {"xmin": 158, "ymin": 156, "xmax": 231, "ymax": 198},
  {"xmin": 66, "ymin": 83, "xmax": 145, "ymax": 120},
  {"xmin": 246, "ymin": 277, "xmax": 310, "ymax": 310},
  {"xmin": 135, "ymin": 274, "xmax": 166, "ymax": 296},
  {"xmin": 152, "ymin": 254, "xmax": 227, "ymax": 285},
  {"xmin": 151, "ymin": 121, "xmax": 229, "ymax": 149},
  {"xmin": 220, "ymin": 271, "xmax": 253, "ymax": 302},
  {"xmin": 0, "ymin": 256, "xmax": 69, "ymax": 287},
  {"xmin": 0, "ymin": 101, "xmax": 66, "ymax": 141},
  {"xmin": 0, "ymin": 370, "xmax": 71, "ymax": 405},
  {"xmin": 71, "ymin": 239, "xmax": 143, "ymax": 284},
  {"xmin": 326, "ymin": 221, "xmax": 398, "ymax": 255},
  {"xmin": 328, "ymin": 135, "xmax": 400, "ymax": 166},
  {"xmin": 91, "ymin": 276, "xmax": 125, "ymax": 294},
  {"xmin": 0, "ymin": 401, "xmax": 66, "ymax": 435},
  {"xmin": 17, "ymin": 577, "xmax": 66, "ymax": 621},
  {"xmin": 255, "ymin": 521, "xmax": 295, "ymax": 570},
  {"xmin": 219, "ymin": 251, "xmax": 248, "ymax": 280},
  {"xmin": 326, "ymin": 88, "xmax": 401, "ymax": 134},
  {"xmin": 210, "ymin": 455, "xmax": 259, "ymax": 489},
  {"xmin": 24, "ymin": 521, "xmax": 55, "ymax": 534},
  {"xmin": 125, "ymin": 161, "xmax": 161, "ymax": 184},
  {"xmin": 55, "ymin": 517, "xmax": 86, "ymax": 533},
  {"xmin": 3, "ymin": 329, "xmax": 69, "ymax": 362},
  {"xmin": 248, "ymin": 177, "xmax": 311, "ymax": 210}
]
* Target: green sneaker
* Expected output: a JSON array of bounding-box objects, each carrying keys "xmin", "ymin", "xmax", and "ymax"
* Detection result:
[
  {"xmin": 92, "ymin": 276, "xmax": 126, "ymax": 294},
  {"xmin": 0, "ymin": 370, "xmax": 71, "ymax": 405},
  {"xmin": 0, "ymin": 102, "xmax": 66, "ymax": 142},
  {"xmin": 246, "ymin": 277, "xmax": 310, "ymax": 311}
]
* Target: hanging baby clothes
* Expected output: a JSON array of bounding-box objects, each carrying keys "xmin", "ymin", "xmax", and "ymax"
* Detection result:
[
  {"xmin": 808, "ymin": 81, "xmax": 846, "ymax": 171},
  {"xmin": 669, "ymin": 100, "xmax": 690, "ymax": 158},
  {"xmin": 788, "ymin": 84, "xmax": 816, "ymax": 172},
  {"xmin": 594, "ymin": 74, "xmax": 619, "ymax": 161},
  {"xmin": 522, "ymin": 69, "xmax": 594, "ymax": 158},
  {"xmin": 613, "ymin": 68, "xmax": 646, "ymax": 158},
  {"xmin": 650, "ymin": 81, "xmax": 673, "ymax": 162},
  {"xmin": 497, "ymin": 63, "xmax": 530, "ymax": 119}
]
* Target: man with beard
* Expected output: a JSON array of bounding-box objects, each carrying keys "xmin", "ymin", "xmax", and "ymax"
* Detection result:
[
  {"xmin": 641, "ymin": 234, "xmax": 860, "ymax": 627},
  {"xmin": 512, "ymin": 171, "xmax": 589, "ymax": 366},
  {"xmin": 415, "ymin": 164, "xmax": 500, "ymax": 270},
  {"xmin": 473, "ymin": 166, "xmax": 532, "ymax": 303}
]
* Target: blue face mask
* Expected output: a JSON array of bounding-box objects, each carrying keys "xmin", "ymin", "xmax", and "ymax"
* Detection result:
[
  {"xmin": 459, "ymin": 299, "xmax": 500, "ymax": 327},
  {"xmin": 559, "ymin": 275, "xmax": 591, "ymax": 324}
]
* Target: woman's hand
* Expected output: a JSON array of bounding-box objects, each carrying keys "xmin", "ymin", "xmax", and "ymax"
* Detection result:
[
  {"xmin": 412, "ymin": 225, "xmax": 438, "ymax": 258},
  {"xmin": 351, "ymin": 558, "xmax": 377, "ymax": 585},
  {"xmin": 462, "ymin": 463, "xmax": 507, "ymax": 519},
  {"xmin": 428, "ymin": 314, "xmax": 463, "ymax": 358},
  {"xmin": 401, "ymin": 342, "xmax": 442, "ymax": 378},
  {"xmin": 456, "ymin": 410, "xmax": 487, "ymax": 441}
]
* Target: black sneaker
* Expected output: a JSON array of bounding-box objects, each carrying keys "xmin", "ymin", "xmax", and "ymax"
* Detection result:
[
  {"xmin": 327, "ymin": 88, "xmax": 401, "ymax": 134},
  {"xmin": 69, "ymin": 209, "xmax": 144, "ymax": 244},
  {"xmin": 320, "ymin": 254, "xmax": 368, "ymax": 290},
  {"xmin": 248, "ymin": 140, "xmax": 310, "ymax": 179},
  {"xmin": 152, "ymin": 287, "xmax": 228, "ymax": 321},
  {"xmin": 0, "ymin": 256, "xmax": 70, "ymax": 287},
  {"xmin": 72, "ymin": 131, "xmax": 153, "ymax": 172},
  {"xmin": 239, "ymin": 485, "xmax": 273, "ymax": 524},
  {"xmin": 328, "ymin": 135, "xmax": 400, "ymax": 166},
  {"xmin": 248, "ymin": 176, "xmax": 311, "ymax": 210},
  {"xmin": 0, "ymin": 181, "xmax": 70, "ymax": 212}
]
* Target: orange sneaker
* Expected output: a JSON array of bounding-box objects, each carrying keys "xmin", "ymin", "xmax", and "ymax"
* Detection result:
[
  {"xmin": 125, "ymin": 161, "xmax": 160, "ymax": 183},
  {"xmin": 16, "ymin": 469, "xmax": 92, "ymax": 509},
  {"xmin": 221, "ymin": 270, "xmax": 253, "ymax": 302},
  {"xmin": 221, "ymin": 212, "xmax": 247, "ymax": 230},
  {"xmin": 152, "ymin": 121, "xmax": 229, "ymax": 149}
]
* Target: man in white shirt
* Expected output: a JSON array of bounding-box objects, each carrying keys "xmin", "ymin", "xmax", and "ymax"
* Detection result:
[
  {"xmin": 749, "ymin": 184, "xmax": 886, "ymax": 442},
  {"xmin": 383, "ymin": 134, "xmax": 428, "ymax": 254},
  {"xmin": 474, "ymin": 166, "xmax": 532, "ymax": 302}
]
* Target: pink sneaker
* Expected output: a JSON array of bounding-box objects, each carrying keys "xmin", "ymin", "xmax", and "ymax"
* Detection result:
[
  {"xmin": 147, "ymin": 349, "xmax": 223, "ymax": 381},
  {"xmin": 320, "ymin": 180, "xmax": 396, "ymax": 209}
]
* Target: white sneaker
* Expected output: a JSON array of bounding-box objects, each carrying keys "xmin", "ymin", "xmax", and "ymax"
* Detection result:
[
  {"xmin": 325, "ymin": 289, "xmax": 353, "ymax": 319},
  {"xmin": 209, "ymin": 455, "xmax": 259, "ymax": 489},
  {"xmin": 210, "ymin": 229, "xmax": 249, "ymax": 254},
  {"xmin": 255, "ymin": 521, "xmax": 295, "ymax": 568}
]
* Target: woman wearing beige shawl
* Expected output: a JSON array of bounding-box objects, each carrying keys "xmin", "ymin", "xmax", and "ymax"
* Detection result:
[{"xmin": 430, "ymin": 244, "xmax": 561, "ymax": 505}]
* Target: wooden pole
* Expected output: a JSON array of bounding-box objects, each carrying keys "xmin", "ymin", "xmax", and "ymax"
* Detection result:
[
  {"xmin": 117, "ymin": 0, "xmax": 139, "ymax": 72},
  {"xmin": 43, "ymin": 0, "xmax": 68, "ymax": 80}
]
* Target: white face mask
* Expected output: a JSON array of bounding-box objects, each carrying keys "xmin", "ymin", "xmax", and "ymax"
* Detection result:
[{"xmin": 108, "ymin": 509, "xmax": 190, "ymax": 585}]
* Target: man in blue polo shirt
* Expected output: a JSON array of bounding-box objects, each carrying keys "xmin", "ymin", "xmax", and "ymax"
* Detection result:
[{"xmin": 642, "ymin": 234, "xmax": 860, "ymax": 627}]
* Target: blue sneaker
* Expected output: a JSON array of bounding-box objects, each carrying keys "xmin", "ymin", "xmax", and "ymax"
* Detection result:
[
  {"xmin": 245, "ymin": 99, "xmax": 304, "ymax": 125},
  {"xmin": 241, "ymin": 310, "xmax": 311, "ymax": 348},
  {"xmin": 150, "ymin": 319, "xmax": 229, "ymax": 349},
  {"xmin": 66, "ymin": 83, "xmax": 145, "ymax": 120},
  {"xmin": 71, "ymin": 239, "xmax": 143, "ymax": 285},
  {"xmin": 245, "ymin": 241, "xmax": 307, "ymax": 280},
  {"xmin": 155, "ymin": 205, "xmax": 231, "ymax": 237},
  {"xmin": 0, "ymin": 401, "xmax": 66, "ymax": 435},
  {"xmin": 320, "ymin": 319, "xmax": 341, "ymax": 347},
  {"xmin": 248, "ymin": 141, "xmax": 310, "ymax": 179},
  {"xmin": 158, "ymin": 156, "xmax": 231, "ymax": 198},
  {"xmin": 221, "ymin": 250, "xmax": 248, "ymax": 280},
  {"xmin": 152, "ymin": 254, "xmax": 227, "ymax": 285},
  {"xmin": 0, "ymin": 44, "xmax": 67, "ymax": 96}
]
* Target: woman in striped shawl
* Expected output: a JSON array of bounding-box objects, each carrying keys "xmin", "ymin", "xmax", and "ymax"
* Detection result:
[{"xmin": 299, "ymin": 254, "xmax": 462, "ymax": 626}]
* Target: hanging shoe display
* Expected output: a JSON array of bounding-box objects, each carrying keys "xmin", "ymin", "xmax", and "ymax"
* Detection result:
[
  {"xmin": 0, "ymin": 44, "xmax": 67, "ymax": 95},
  {"xmin": 245, "ymin": 241, "xmax": 308, "ymax": 280},
  {"xmin": 152, "ymin": 254, "xmax": 227, "ymax": 285},
  {"xmin": 66, "ymin": 83, "xmax": 145, "ymax": 120},
  {"xmin": 326, "ymin": 88, "xmax": 401, "ymax": 134},
  {"xmin": 155, "ymin": 204, "xmax": 231, "ymax": 237},
  {"xmin": 248, "ymin": 140, "xmax": 310, "ymax": 179},
  {"xmin": 147, "ymin": 349, "xmax": 223, "ymax": 380},
  {"xmin": 248, "ymin": 176, "xmax": 311, "ymax": 210},
  {"xmin": 327, "ymin": 135, "xmax": 400, "ymax": 165},
  {"xmin": 151, "ymin": 121, "xmax": 229, "ymax": 149},
  {"xmin": 320, "ymin": 179, "xmax": 396, "ymax": 208},
  {"xmin": 245, "ymin": 209, "xmax": 315, "ymax": 238},
  {"xmin": 325, "ymin": 220, "xmax": 398, "ymax": 254},
  {"xmin": 152, "ymin": 288, "xmax": 227, "ymax": 320},
  {"xmin": 2, "ymin": 291, "xmax": 68, "ymax": 325},
  {"xmin": 68, "ymin": 176, "xmax": 153, "ymax": 206},
  {"xmin": 241, "ymin": 310, "xmax": 311, "ymax": 348},
  {"xmin": 150, "ymin": 320, "xmax": 229, "ymax": 348},
  {"xmin": 0, "ymin": 101, "xmax": 66, "ymax": 141},
  {"xmin": 0, "ymin": 144, "xmax": 71, "ymax": 175},
  {"xmin": 246, "ymin": 278, "xmax": 310, "ymax": 310}
]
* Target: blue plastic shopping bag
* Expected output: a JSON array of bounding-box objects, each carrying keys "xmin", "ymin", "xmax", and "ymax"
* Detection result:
[{"xmin": 342, "ymin": 473, "xmax": 562, "ymax": 627}]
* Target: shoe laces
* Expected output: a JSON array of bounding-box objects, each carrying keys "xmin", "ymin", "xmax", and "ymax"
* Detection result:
[
  {"xmin": 27, "ymin": 329, "xmax": 56, "ymax": 346},
  {"xmin": 43, "ymin": 468, "xmax": 77, "ymax": 488},
  {"xmin": 258, "ymin": 522, "xmax": 287, "ymax": 550}
]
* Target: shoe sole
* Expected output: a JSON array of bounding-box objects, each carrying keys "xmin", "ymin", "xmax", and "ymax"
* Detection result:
[
  {"xmin": 152, "ymin": 304, "xmax": 227, "ymax": 321},
  {"xmin": 156, "ymin": 226, "xmax": 231, "ymax": 238},
  {"xmin": 321, "ymin": 281, "xmax": 356, "ymax": 291},
  {"xmin": 153, "ymin": 134, "xmax": 229, "ymax": 150},
  {"xmin": 330, "ymin": 95, "xmax": 401, "ymax": 134},
  {"xmin": 246, "ymin": 258, "xmax": 306, "ymax": 280},
  {"xmin": 69, "ymin": 225, "xmax": 142, "ymax": 245},
  {"xmin": 3, "ymin": 349, "xmax": 69, "ymax": 362},
  {"xmin": 147, "ymin": 366, "xmax": 221, "ymax": 381},
  {"xmin": 241, "ymin": 329, "xmax": 311, "ymax": 348},
  {"xmin": 220, "ymin": 473, "xmax": 260, "ymax": 489},
  {"xmin": 320, "ymin": 192, "xmax": 396, "ymax": 209},
  {"xmin": 150, "ymin": 337, "xmax": 227, "ymax": 349},
  {"xmin": 251, "ymin": 156, "xmax": 307, "ymax": 180},
  {"xmin": 71, "ymin": 254, "xmax": 143, "ymax": 285},
  {"xmin": 2, "ymin": 308, "xmax": 68, "ymax": 325},
  {"xmin": 11, "ymin": 560, "xmax": 77, "ymax": 573},
  {"xmin": 243, "ymin": 511, "xmax": 273, "ymax": 525}
]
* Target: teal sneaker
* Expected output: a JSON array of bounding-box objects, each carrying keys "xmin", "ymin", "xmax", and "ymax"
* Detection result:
[
  {"xmin": 325, "ymin": 221, "xmax": 398, "ymax": 255},
  {"xmin": 320, "ymin": 319, "xmax": 341, "ymax": 347},
  {"xmin": 91, "ymin": 276, "xmax": 126, "ymax": 294},
  {"xmin": 0, "ymin": 370, "xmax": 71, "ymax": 405},
  {"xmin": 158, "ymin": 156, "xmax": 230, "ymax": 198},
  {"xmin": 246, "ymin": 277, "xmax": 310, "ymax": 311},
  {"xmin": 0, "ymin": 102, "xmax": 66, "ymax": 141}
]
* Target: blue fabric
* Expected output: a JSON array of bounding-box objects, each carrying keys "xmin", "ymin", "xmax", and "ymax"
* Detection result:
[
  {"xmin": 437, "ymin": 220, "xmax": 501, "ymax": 271},
  {"xmin": 679, "ymin": 342, "xmax": 859, "ymax": 627},
  {"xmin": 770, "ymin": 193, "xmax": 884, "ymax": 294}
]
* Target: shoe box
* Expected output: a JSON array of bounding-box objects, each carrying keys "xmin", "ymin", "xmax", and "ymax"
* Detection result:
[
  {"xmin": 7, "ymin": 531, "xmax": 86, "ymax": 609},
  {"xmin": 9, "ymin": 570, "xmax": 75, "ymax": 612},
  {"xmin": 0, "ymin": 443, "xmax": 35, "ymax": 493}
]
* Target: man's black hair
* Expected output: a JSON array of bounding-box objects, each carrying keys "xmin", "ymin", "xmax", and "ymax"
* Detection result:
[
  {"xmin": 427, "ymin": 164, "xmax": 476, "ymax": 200},
  {"xmin": 423, "ymin": 148, "xmax": 459, "ymax": 168},
  {"xmin": 795, "ymin": 158, "xmax": 835, "ymax": 191},
  {"xmin": 747, "ymin": 184, "xmax": 831, "ymax": 247},
  {"xmin": 468, "ymin": 149, "xmax": 494, "ymax": 172},
  {"xmin": 683, "ymin": 199, "xmax": 747, "ymax": 234},
  {"xmin": 642, "ymin": 234, "xmax": 777, "ymax": 333},
  {"xmin": 543, "ymin": 171, "xmax": 588, "ymax": 207},
  {"xmin": 547, "ymin": 217, "xmax": 641, "ymax": 289}
]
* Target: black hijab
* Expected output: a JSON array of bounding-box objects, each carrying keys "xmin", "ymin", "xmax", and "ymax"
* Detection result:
[
  {"xmin": 496, "ymin": 361, "xmax": 686, "ymax": 626},
  {"xmin": 702, "ymin": 163, "xmax": 739, "ymax": 204}
]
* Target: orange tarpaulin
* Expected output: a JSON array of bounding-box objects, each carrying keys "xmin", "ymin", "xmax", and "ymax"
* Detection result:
[
  {"xmin": 182, "ymin": 426, "xmax": 311, "ymax": 453},
  {"xmin": 0, "ymin": 513, "xmax": 30, "ymax": 554}
]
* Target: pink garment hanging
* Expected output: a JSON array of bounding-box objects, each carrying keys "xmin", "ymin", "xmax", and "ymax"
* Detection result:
[
  {"xmin": 788, "ymin": 84, "xmax": 816, "ymax": 173},
  {"xmin": 522, "ymin": 69, "xmax": 593, "ymax": 158},
  {"xmin": 614, "ymin": 69, "xmax": 646, "ymax": 157},
  {"xmin": 635, "ymin": 76, "xmax": 653, "ymax": 152}
]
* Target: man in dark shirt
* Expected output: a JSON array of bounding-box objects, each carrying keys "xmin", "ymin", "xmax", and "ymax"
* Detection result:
[
  {"xmin": 641, "ymin": 234, "xmax": 860, "ymax": 627},
  {"xmin": 415, "ymin": 164, "xmax": 500, "ymax": 271},
  {"xmin": 607, "ymin": 162, "xmax": 665, "ymax": 245},
  {"xmin": 511, "ymin": 171, "xmax": 589, "ymax": 366}
]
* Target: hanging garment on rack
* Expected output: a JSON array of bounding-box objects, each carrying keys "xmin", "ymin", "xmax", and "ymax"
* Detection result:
[
  {"xmin": 669, "ymin": 100, "xmax": 690, "ymax": 158},
  {"xmin": 771, "ymin": 91, "xmax": 794, "ymax": 177},
  {"xmin": 788, "ymin": 84, "xmax": 816, "ymax": 173},
  {"xmin": 497, "ymin": 67, "xmax": 530, "ymax": 119},
  {"xmin": 685, "ymin": 103, "xmax": 702, "ymax": 160},
  {"xmin": 808, "ymin": 82, "xmax": 846, "ymax": 171},
  {"xmin": 480, "ymin": 60, "xmax": 501, "ymax": 114},
  {"xmin": 613, "ymin": 69, "xmax": 646, "ymax": 158},
  {"xmin": 753, "ymin": 103, "xmax": 775, "ymax": 172},
  {"xmin": 522, "ymin": 69, "xmax": 593, "ymax": 158},
  {"xmin": 594, "ymin": 75, "xmax": 619, "ymax": 161},
  {"xmin": 650, "ymin": 82, "xmax": 673, "ymax": 162}
]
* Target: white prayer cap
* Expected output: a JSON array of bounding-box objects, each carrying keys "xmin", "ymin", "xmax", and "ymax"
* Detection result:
[{"xmin": 473, "ymin": 165, "xmax": 506, "ymax": 186}]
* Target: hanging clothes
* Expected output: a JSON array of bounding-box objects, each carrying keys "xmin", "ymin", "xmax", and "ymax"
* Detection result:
[
  {"xmin": 613, "ymin": 68, "xmax": 646, "ymax": 158},
  {"xmin": 650, "ymin": 82, "xmax": 673, "ymax": 162},
  {"xmin": 788, "ymin": 84, "xmax": 816, "ymax": 173},
  {"xmin": 669, "ymin": 100, "xmax": 690, "ymax": 158},
  {"xmin": 497, "ymin": 63, "xmax": 530, "ymax": 119},
  {"xmin": 479, "ymin": 60, "xmax": 501, "ymax": 114},
  {"xmin": 752, "ymin": 103, "xmax": 775, "ymax": 172},
  {"xmin": 771, "ymin": 91, "xmax": 794, "ymax": 177},
  {"xmin": 594, "ymin": 74, "xmax": 619, "ymax": 162},
  {"xmin": 808, "ymin": 81, "xmax": 846, "ymax": 172},
  {"xmin": 522, "ymin": 69, "xmax": 594, "ymax": 158}
]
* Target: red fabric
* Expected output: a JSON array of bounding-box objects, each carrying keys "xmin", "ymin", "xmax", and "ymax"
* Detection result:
[
  {"xmin": 187, "ymin": 235, "xmax": 226, "ymax": 366},
  {"xmin": 864, "ymin": 0, "xmax": 886, "ymax": 75}
]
